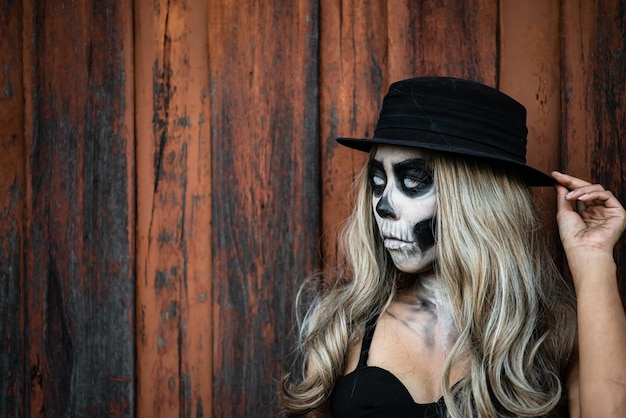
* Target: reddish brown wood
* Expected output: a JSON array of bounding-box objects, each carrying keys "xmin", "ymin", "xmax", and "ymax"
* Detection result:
[
  {"xmin": 319, "ymin": 0, "xmax": 388, "ymax": 269},
  {"xmin": 21, "ymin": 0, "xmax": 135, "ymax": 416},
  {"xmin": 386, "ymin": 0, "xmax": 497, "ymax": 83},
  {"xmin": 561, "ymin": 0, "xmax": 626, "ymax": 305},
  {"xmin": 0, "ymin": 1, "xmax": 25, "ymax": 417},
  {"xmin": 320, "ymin": 0, "xmax": 498, "ymax": 270},
  {"xmin": 134, "ymin": 0, "xmax": 212, "ymax": 416},
  {"xmin": 208, "ymin": 1, "xmax": 320, "ymax": 415},
  {"xmin": 499, "ymin": 0, "xmax": 561, "ymax": 251}
]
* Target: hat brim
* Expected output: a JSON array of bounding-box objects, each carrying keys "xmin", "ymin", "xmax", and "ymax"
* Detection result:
[{"xmin": 336, "ymin": 136, "xmax": 556, "ymax": 187}]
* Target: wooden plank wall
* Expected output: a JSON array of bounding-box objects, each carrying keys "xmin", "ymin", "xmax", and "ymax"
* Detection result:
[
  {"xmin": 134, "ymin": 1, "xmax": 213, "ymax": 416},
  {"xmin": 0, "ymin": 0, "xmax": 25, "ymax": 416},
  {"xmin": 207, "ymin": 1, "xmax": 320, "ymax": 416},
  {"xmin": 0, "ymin": 1, "xmax": 624, "ymax": 417},
  {"xmin": 561, "ymin": 0, "xmax": 626, "ymax": 282},
  {"xmin": 20, "ymin": 1, "xmax": 136, "ymax": 417}
]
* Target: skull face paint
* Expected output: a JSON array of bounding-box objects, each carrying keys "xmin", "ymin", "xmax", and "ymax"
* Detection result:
[{"xmin": 370, "ymin": 145, "xmax": 437, "ymax": 273}]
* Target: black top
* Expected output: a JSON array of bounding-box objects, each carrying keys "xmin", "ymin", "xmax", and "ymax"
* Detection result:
[{"xmin": 330, "ymin": 316, "xmax": 447, "ymax": 418}]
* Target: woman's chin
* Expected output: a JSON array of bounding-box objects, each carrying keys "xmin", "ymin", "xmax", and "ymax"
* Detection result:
[
  {"xmin": 391, "ymin": 257, "xmax": 435, "ymax": 274},
  {"xmin": 388, "ymin": 246, "xmax": 436, "ymax": 274}
]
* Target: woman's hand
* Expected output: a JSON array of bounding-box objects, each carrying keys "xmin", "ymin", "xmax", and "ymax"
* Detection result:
[{"xmin": 552, "ymin": 171, "xmax": 626, "ymax": 258}]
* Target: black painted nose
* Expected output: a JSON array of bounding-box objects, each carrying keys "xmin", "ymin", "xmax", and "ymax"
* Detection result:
[{"xmin": 376, "ymin": 196, "xmax": 396, "ymax": 218}]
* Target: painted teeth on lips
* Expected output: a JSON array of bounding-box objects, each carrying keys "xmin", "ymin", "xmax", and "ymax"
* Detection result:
[{"xmin": 382, "ymin": 235, "xmax": 414, "ymax": 250}]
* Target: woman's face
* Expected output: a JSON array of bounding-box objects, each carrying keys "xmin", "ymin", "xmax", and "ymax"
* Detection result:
[{"xmin": 370, "ymin": 145, "xmax": 437, "ymax": 273}]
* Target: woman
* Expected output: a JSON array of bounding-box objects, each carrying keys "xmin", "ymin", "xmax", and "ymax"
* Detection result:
[{"xmin": 280, "ymin": 77, "xmax": 626, "ymax": 417}]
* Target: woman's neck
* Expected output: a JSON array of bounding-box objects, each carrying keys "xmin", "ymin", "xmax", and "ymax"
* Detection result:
[{"xmin": 392, "ymin": 271, "xmax": 458, "ymax": 350}]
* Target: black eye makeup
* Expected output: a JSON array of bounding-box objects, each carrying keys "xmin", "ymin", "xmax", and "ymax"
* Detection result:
[
  {"xmin": 369, "ymin": 158, "xmax": 433, "ymax": 198},
  {"xmin": 368, "ymin": 160, "xmax": 387, "ymax": 197},
  {"xmin": 395, "ymin": 159, "xmax": 433, "ymax": 197}
]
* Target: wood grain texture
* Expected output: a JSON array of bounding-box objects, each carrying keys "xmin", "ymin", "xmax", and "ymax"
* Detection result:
[
  {"xmin": 385, "ymin": 0, "xmax": 497, "ymax": 83},
  {"xmin": 319, "ymin": 0, "xmax": 388, "ymax": 269},
  {"xmin": 319, "ymin": 0, "xmax": 387, "ymax": 269},
  {"xmin": 208, "ymin": 1, "xmax": 320, "ymax": 416},
  {"xmin": 134, "ymin": 0, "xmax": 213, "ymax": 416},
  {"xmin": 21, "ymin": 0, "xmax": 135, "ymax": 416},
  {"xmin": 561, "ymin": 0, "xmax": 626, "ymax": 304},
  {"xmin": 499, "ymin": 0, "xmax": 561, "ymax": 252},
  {"xmin": 320, "ymin": 0, "xmax": 498, "ymax": 270},
  {"xmin": 0, "ymin": 1, "xmax": 25, "ymax": 417}
]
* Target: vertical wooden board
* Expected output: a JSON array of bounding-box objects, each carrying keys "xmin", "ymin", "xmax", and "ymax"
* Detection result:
[
  {"xmin": 319, "ymin": 0, "xmax": 388, "ymax": 270},
  {"xmin": 499, "ymin": 0, "xmax": 561, "ymax": 251},
  {"xmin": 320, "ymin": 0, "xmax": 499, "ymax": 270},
  {"xmin": 561, "ymin": 0, "xmax": 626, "ymax": 304},
  {"xmin": 386, "ymin": 0, "xmax": 498, "ymax": 83},
  {"xmin": 208, "ymin": 1, "xmax": 320, "ymax": 416},
  {"xmin": 0, "ymin": 1, "xmax": 24, "ymax": 417},
  {"xmin": 22, "ymin": 0, "xmax": 135, "ymax": 416},
  {"xmin": 134, "ymin": 0, "xmax": 212, "ymax": 416}
]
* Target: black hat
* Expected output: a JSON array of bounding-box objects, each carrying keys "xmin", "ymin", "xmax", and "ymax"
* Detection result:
[{"xmin": 337, "ymin": 76, "xmax": 554, "ymax": 186}]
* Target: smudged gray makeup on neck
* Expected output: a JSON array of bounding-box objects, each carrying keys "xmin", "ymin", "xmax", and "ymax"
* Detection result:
[
  {"xmin": 385, "ymin": 308, "xmax": 438, "ymax": 350},
  {"xmin": 391, "ymin": 275, "xmax": 459, "ymax": 351}
]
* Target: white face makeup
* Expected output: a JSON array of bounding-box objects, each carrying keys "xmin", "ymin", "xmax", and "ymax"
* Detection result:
[{"xmin": 370, "ymin": 145, "xmax": 437, "ymax": 273}]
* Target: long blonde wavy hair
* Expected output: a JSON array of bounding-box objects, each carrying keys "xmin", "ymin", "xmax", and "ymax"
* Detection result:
[{"xmin": 280, "ymin": 148, "xmax": 577, "ymax": 417}]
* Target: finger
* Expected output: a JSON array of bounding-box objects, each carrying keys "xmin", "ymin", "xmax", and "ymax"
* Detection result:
[
  {"xmin": 565, "ymin": 184, "xmax": 605, "ymax": 201},
  {"xmin": 575, "ymin": 190, "xmax": 624, "ymax": 209},
  {"xmin": 551, "ymin": 171, "xmax": 592, "ymax": 190}
]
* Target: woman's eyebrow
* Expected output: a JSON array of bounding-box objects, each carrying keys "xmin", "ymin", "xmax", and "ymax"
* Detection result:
[{"xmin": 392, "ymin": 158, "xmax": 430, "ymax": 172}]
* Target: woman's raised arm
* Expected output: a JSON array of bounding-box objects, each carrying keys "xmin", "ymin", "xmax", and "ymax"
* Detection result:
[{"xmin": 553, "ymin": 171, "xmax": 626, "ymax": 418}]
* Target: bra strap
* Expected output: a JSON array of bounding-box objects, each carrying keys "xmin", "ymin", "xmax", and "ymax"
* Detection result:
[{"xmin": 357, "ymin": 315, "xmax": 378, "ymax": 368}]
